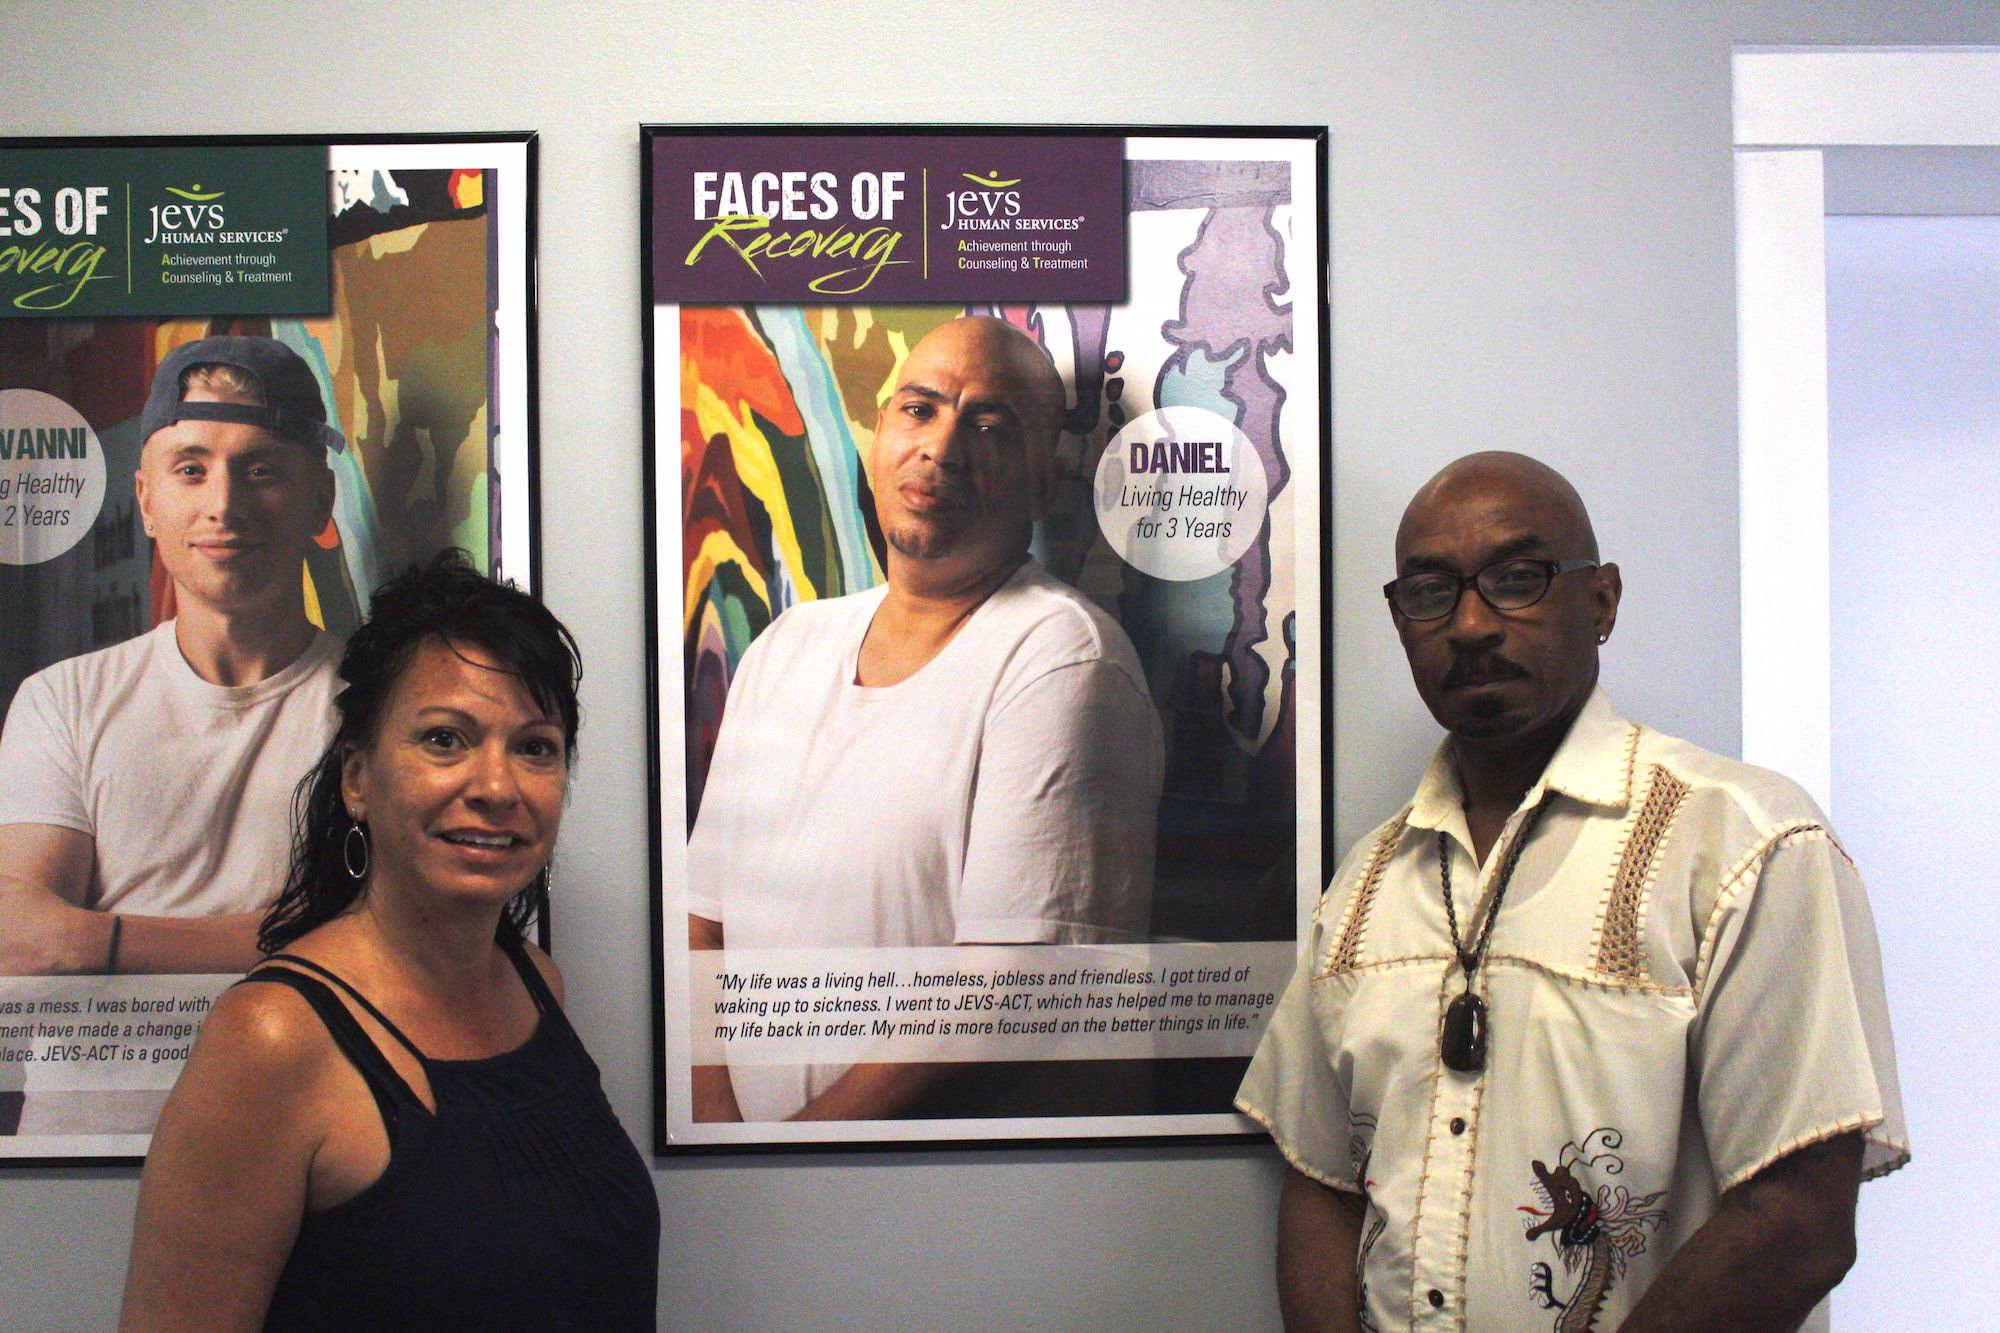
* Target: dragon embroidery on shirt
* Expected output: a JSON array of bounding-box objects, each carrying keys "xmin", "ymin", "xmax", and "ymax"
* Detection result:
[
  {"xmin": 1348, "ymin": 1114, "xmax": 1384, "ymax": 1333},
  {"xmin": 1518, "ymin": 1128, "xmax": 1668, "ymax": 1332}
]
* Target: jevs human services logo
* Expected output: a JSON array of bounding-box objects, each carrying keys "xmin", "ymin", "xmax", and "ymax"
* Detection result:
[
  {"xmin": 939, "ymin": 166, "xmax": 1093, "ymax": 281},
  {"xmin": 142, "ymin": 179, "xmax": 300, "ymax": 294},
  {"xmin": 943, "ymin": 170, "xmax": 1022, "ymax": 225},
  {"xmin": 144, "ymin": 182, "xmax": 228, "ymax": 242}
]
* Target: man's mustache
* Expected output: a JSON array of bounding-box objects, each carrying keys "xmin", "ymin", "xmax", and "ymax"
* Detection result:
[
  {"xmin": 897, "ymin": 467, "xmax": 974, "ymax": 507},
  {"xmin": 1442, "ymin": 653, "xmax": 1528, "ymax": 690}
]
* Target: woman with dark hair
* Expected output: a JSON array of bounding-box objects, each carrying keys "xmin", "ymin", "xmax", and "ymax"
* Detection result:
[{"xmin": 121, "ymin": 552, "xmax": 658, "ymax": 1332}]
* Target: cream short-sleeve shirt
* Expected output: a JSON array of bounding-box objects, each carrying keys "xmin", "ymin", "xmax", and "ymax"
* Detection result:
[{"xmin": 1237, "ymin": 690, "xmax": 1906, "ymax": 1332}]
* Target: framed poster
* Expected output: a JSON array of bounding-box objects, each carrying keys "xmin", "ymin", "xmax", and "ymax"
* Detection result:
[
  {"xmin": 0, "ymin": 132, "xmax": 538, "ymax": 1164},
  {"xmin": 646, "ymin": 125, "xmax": 1328, "ymax": 1150}
]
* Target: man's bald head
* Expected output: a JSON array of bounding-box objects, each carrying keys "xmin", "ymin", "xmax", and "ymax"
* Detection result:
[
  {"xmin": 900, "ymin": 315, "xmax": 1066, "ymax": 448},
  {"xmin": 1396, "ymin": 451, "xmax": 1599, "ymax": 569},
  {"xmin": 1389, "ymin": 451, "xmax": 1620, "ymax": 749}
]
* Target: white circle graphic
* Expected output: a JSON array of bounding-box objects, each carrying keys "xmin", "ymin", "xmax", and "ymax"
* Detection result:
[
  {"xmin": 0, "ymin": 388, "xmax": 107, "ymax": 567},
  {"xmin": 1092, "ymin": 406, "xmax": 1269, "ymax": 581}
]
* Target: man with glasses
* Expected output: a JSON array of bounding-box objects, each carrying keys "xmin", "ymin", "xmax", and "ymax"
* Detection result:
[{"xmin": 1237, "ymin": 452, "xmax": 1905, "ymax": 1331}]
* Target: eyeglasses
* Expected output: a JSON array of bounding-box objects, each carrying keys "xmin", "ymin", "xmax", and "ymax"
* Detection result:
[{"xmin": 1383, "ymin": 558, "xmax": 1598, "ymax": 621}]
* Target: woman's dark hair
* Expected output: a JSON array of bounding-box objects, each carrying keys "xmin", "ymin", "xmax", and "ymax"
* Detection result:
[{"xmin": 259, "ymin": 550, "xmax": 582, "ymax": 953}]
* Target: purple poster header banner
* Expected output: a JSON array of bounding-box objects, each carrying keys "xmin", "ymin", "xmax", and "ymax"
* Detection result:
[{"xmin": 650, "ymin": 132, "xmax": 1127, "ymax": 304}]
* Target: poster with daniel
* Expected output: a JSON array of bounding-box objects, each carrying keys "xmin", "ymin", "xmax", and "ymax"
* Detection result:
[
  {"xmin": 0, "ymin": 134, "xmax": 536, "ymax": 1162},
  {"xmin": 646, "ymin": 127, "xmax": 1328, "ymax": 1149}
]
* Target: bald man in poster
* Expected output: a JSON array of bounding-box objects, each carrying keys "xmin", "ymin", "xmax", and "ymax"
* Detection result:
[{"xmin": 687, "ymin": 316, "xmax": 1162, "ymax": 1123}]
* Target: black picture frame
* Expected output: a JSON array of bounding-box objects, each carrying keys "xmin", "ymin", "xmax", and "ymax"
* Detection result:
[
  {"xmin": 644, "ymin": 124, "xmax": 1331, "ymax": 1153},
  {"xmin": 0, "ymin": 130, "xmax": 540, "ymax": 1167}
]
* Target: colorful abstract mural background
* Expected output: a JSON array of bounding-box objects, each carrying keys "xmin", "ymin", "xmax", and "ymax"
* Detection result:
[
  {"xmin": 682, "ymin": 158, "xmax": 1303, "ymax": 948},
  {"xmin": 0, "ymin": 166, "xmax": 499, "ymax": 721}
]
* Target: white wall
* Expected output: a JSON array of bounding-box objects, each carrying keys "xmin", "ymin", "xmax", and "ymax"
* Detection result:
[
  {"xmin": 1825, "ymin": 213, "xmax": 2000, "ymax": 1325},
  {"xmin": 6, "ymin": 4, "xmax": 1998, "ymax": 1329}
]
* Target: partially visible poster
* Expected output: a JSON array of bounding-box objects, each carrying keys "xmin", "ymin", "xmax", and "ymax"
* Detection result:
[
  {"xmin": 0, "ymin": 134, "xmax": 537, "ymax": 1163},
  {"xmin": 646, "ymin": 126, "xmax": 1328, "ymax": 1149}
]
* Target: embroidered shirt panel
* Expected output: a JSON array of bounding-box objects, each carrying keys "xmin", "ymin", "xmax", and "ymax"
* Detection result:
[
  {"xmin": 1323, "ymin": 811, "xmax": 1408, "ymax": 976},
  {"xmin": 1594, "ymin": 764, "xmax": 1694, "ymax": 982}
]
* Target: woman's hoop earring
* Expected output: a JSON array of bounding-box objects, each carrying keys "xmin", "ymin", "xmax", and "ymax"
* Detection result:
[{"xmin": 343, "ymin": 819, "xmax": 370, "ymax": 881}]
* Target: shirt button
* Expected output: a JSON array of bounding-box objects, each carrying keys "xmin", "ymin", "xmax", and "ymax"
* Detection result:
[
  {"xmin": 1450, "ymin": 1117, "xmax": 1466, "ymax": 1135},
  {"xmin": 1428, "ymin": 1289, "xmax": 1445, "ymax": 1308}
]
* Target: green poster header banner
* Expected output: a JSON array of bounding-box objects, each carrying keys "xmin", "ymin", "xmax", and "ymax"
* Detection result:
[{"xmin": 0, "ymin": 143, "xmax": 328, "ymax": 318}]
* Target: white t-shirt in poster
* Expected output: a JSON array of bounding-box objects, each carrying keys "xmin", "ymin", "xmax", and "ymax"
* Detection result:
[
  {"xmin": 0, "ymin": 621, "xmax": 341, "ymax": 918},
  {"xmin": 688, "ymin": 559, "xmax": 1162, "ymax": 1119}
]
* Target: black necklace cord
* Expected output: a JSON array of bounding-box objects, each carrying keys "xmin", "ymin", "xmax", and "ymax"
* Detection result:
[{"xmin": 1436, "ymin": 798, "xmax": 1547, "ymax": 1072}]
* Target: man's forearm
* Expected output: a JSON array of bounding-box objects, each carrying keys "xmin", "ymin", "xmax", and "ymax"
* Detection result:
[
  {"xmin": 1617, "ymin": 1132, "xmax": 1864, "ymax": 1332},
  {"xmin": 0, "ymin": 876, "xmax": 113, "ymax": 974},
  {"xmin": 687, "ymin": 913, "xmax": 746, "ymax": 1120},
  {"xmin": 691, "ymin": 1064, "xmax": 744, "ymax": 1122},
  {"xmin": 0, "ymin": 876, "xmax": 260, "ymax": 976},
  {"xmin": 1277, "ymin": 1166, "xmax": 1367, "ymax": 1333},
  {"xmin": 787, "ymin": 1060, "xmax": 959, "ymax": 1122},
  {"xmin": 1, "ymin": 825, "xmax": 103, "ymax": 974},
  {"xmin": 113, "ymin": 912, "xmax": 262, "ymax": 976}
]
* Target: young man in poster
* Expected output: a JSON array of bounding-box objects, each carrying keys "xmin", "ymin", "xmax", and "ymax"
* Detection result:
[
  {"xmin": 687, "ymin": 315, "xmax": 1163, "ymax": 1123},
  {"xmin": 0, "ymin": 336, "xmax": 341, "ymax": 981}
]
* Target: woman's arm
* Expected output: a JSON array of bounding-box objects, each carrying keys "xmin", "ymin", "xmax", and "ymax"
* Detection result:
[{"xmin": 120, "ymin": 982, "xmax": 331, "ymax": 1332}]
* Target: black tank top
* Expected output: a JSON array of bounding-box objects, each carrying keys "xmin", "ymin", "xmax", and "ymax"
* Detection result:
[{"xmin": 238, "ymin": 934, "xmax": 658, "ymax": 1332}]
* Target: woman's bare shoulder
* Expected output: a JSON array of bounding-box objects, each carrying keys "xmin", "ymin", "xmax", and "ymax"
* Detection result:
[
  {"xmin": 143, "ymin": 972, "xmax": 346, "ymax": 1188},
  {"xmin": 187, "ymin": 970, "xmax": 341, "ymax": 1092},
  {"xmin": 518, "ymin": 938, "xmax": 565, "ymax": 1006}
]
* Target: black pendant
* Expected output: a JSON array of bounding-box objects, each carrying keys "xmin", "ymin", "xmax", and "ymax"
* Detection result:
[{"xmin": 1441, "ymin": 990, "xmax": 1488, "ymax": 1073}]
